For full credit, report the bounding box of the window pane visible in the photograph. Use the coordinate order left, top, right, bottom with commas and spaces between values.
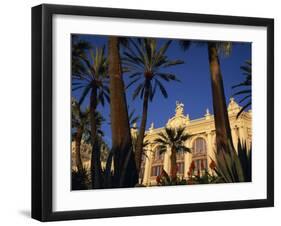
193, 138, 207, 154
177, 162, 184, 174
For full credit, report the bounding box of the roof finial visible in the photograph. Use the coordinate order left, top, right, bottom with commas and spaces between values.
149, 122, 154, 131
175, 101, 184, 116
205, 108, 211, 119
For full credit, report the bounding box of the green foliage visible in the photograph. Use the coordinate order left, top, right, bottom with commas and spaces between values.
128, 108, 140, 126
154, 126, 192, 155
72, 44, 109, 107
122, 38, 184, 101
189, 171, 220, 184
213, 139, 252, 183
156, 169, 187, 186
71, 98, 91, 140
216, 41, 232, 57
72, 35, 91, 77
71, 168, 91, 190
232, 60, 252, 118
156, 169, 220, 186
71, 98, 105, 142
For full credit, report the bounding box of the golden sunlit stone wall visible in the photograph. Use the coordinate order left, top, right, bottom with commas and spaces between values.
71, 98, 252, 187
141, 98, 252, 186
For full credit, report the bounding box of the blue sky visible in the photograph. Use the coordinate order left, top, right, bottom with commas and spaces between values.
72, 35, 251, 147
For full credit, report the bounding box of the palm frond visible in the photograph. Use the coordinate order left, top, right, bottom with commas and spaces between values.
154, 126, 191, 156
233, 89, 251, 96
122, 37, 183, 101
156, 73, 181, 82
78, 83, 92, 105
132, 82, 144, 100
155, 79, 168, 98
126, 77, 142, 89
236, 102, 251, 118
178, 146, 192, 153
232, 60, 252, 118
178, 40, 192, 51
238, 95, 251, 104
156, 40, 172, 58
72, 84, 87, 92
162, 59, 184, 68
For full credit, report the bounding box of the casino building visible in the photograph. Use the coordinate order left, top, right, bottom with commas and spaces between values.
131, 98, 252, 186
72, 98, 252, 186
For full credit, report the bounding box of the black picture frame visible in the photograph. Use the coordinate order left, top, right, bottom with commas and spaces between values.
32, 3, 274, 222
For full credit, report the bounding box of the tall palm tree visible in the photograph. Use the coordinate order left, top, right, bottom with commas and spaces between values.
107, 36, 138, 187
207, 41, 234, 154
123, 38, 184, 173
72, 98, 106, 185
71, 98, 91, 173
72, 45, 109, 189
179, 40, 234, 154
232, 60, 252, 118
154, 127, 191, 180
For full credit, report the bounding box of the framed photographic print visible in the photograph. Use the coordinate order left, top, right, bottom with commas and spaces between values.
31, 4, 274, 221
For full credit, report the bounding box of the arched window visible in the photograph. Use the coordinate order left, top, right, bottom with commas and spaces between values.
192, 137, 208, 175
176, 151, 185, 175
151, 149, 164, 177
193, 137, 207, 155
154, 149, 164, 161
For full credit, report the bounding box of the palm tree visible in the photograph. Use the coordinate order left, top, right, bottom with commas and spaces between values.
179, 40, 234, 154
71, 98, 91, 173
232, 60, 252, 118
72, 98, 106, 186
123, 38, 184, 173
72, 44, 109, 189
71, 35, 91, 77
154, 127, 191, 180
107, 36, 138, 187
207, 41, 234, 154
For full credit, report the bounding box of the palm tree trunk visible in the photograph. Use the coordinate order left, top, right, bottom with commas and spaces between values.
135, 79, 150, 173
108, 36, 138, 187
75, 126, 83, 173
170, 147, 177, 180
207, 42, 234, 153
90, 86, 102, 189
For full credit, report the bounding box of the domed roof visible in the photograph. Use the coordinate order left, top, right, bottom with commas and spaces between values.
227, 97, 241, 114
166, 101, 190, 128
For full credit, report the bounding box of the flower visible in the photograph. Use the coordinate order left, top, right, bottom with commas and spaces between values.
189, 161, 195, 172
161, 169, 169, 178
187, 179, 194, 185
209, 159, 216, 170
156, 175, 161, 184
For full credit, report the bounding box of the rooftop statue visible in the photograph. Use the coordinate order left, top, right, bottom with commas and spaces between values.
227, 97, 241, 114
175, 101, 184, 116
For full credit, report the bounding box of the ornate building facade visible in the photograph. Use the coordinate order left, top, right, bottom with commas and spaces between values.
72, 98, 252, 187
135, 98, 252, 186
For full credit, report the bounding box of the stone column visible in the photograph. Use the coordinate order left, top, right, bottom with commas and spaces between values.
184, 139, 192, 178
238, 123, 250, 149
238, 121, 247, 143
232, 126, 239, 152
163, 147, 170, 174
206, 131, 215, 170
143, 144, 153, 186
